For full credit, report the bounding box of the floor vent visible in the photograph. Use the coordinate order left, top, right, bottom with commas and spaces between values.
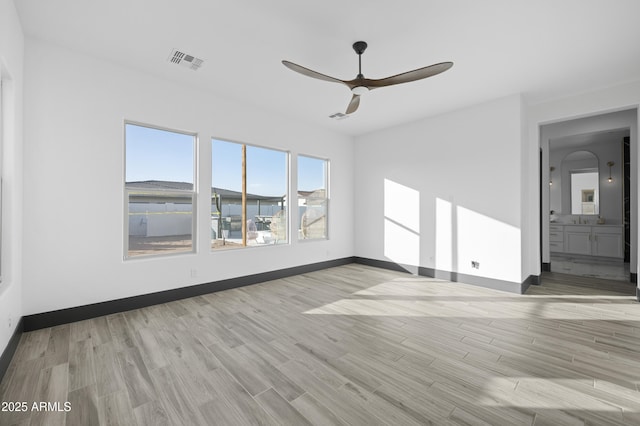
168, 49, 204, 71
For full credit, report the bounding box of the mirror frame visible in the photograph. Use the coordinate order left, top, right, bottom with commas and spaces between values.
561, 150, 600, 216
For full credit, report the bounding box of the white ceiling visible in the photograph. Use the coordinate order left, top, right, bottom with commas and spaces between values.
14, 0, 640, 136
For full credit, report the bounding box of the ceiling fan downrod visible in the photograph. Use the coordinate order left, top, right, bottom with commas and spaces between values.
353, 41, 367, 78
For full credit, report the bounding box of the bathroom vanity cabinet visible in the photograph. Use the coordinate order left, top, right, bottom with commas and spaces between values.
549, 224, 623, 259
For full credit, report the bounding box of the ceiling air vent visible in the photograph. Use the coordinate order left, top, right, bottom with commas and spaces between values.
329, 112, 349, 120
168, 49, 204, 71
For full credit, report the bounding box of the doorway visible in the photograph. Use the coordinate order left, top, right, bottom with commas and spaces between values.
540, 109, 637, 283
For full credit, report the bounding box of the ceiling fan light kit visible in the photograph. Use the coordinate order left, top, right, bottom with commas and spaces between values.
351, 86, 369, 95
282, 41, 453, 115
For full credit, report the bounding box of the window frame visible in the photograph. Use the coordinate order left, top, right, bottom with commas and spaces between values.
123, 120, 198, 260
210, 137, 290, 251
297, 154, 330, 241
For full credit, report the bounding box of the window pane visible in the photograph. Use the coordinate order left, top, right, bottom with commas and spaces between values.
298, 156, 328, 240
125, 123, 195, 258
128, 192, 193, 257
126, 123, 194, 183
212, 139, 288, 250
298, 155, 326, 192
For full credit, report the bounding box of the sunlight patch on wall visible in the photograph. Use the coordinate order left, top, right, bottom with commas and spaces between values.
435, 198, 453, 271
384, 179, 420, 232
383, 179, 420, 267
456, 205, 521, 282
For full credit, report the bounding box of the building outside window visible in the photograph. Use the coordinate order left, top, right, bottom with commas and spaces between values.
298, 155, 328, 240
125, 122, 196, 258
212, 139, 288, 250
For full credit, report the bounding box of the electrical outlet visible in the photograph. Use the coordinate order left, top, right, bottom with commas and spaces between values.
471, 261, 480, 269
8, 317, 12, 328
190, 268, 198, 278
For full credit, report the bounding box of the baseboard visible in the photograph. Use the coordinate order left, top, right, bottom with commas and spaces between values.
0, 317, 24, 384
353, 257, 420, 275
522, 274, 541, 290
431, 269, 528, 294
542, 262, 551, 272
354, 257, 532, 294
23, 257, 355, 332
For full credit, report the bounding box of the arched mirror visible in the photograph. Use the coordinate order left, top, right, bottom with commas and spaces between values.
562, 150, 599, 215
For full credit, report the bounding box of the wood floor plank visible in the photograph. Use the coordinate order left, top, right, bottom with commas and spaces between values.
12, 329, 50, 362
2, 265, 639, 425
43, 325, 70, 368
290, 392, 347, 426
30, 362, 69, 426
90, 317, 113, 347
430, 380, 536, 426
69, 319, 93, 342
97, 389, 137, 426
134, 328, 169, 371
167, 357, 218, 407
133, 400, 171, 426
68, 338, 95, 392
277, 359, 385, 426
178, 312, 224, 347
198, 367, 278, 426
207, 342, 270, 396
148, 366, 208, 426
0, 358, 44, 424
66, 384, 100, 426
0, 360, 16, 404
373, 381, 455, 423
254, 388, 312, 426
106, 314, 136, 351
93, 342, 126, 397
338, 379, 426, 426
116, 346, 155, 409
269, 339, 349, 390
234, 343, 304, 402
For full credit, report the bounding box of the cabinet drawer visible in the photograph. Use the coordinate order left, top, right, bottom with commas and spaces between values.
593, 227, 623, 236
549, 241, 564, 252
549, 231, 563, 242
549, 225, 563, 233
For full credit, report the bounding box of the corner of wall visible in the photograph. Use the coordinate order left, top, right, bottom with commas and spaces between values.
0, 0, 25, 359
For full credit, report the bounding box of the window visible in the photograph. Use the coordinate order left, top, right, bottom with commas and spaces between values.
298, 155, 328, 240
125, 123, 196, 258
212, 139, 288, 250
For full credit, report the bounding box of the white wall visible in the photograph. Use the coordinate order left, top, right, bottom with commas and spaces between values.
0, 0, 24, 354
22, 39, 354, 315
354, 95, 524, 285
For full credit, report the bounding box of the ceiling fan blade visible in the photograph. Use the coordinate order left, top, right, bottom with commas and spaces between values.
345, 94, 360, 114
282, 60, 345, 85
367, 61, 453, 89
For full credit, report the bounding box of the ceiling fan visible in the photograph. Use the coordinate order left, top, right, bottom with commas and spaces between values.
282, 41, 453, 115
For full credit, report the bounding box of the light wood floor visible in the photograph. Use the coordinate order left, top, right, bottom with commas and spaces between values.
1, 264, 639, 425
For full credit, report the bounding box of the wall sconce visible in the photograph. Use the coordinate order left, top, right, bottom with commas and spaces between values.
607, 161, 614, 182
549, 166, 555, 185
